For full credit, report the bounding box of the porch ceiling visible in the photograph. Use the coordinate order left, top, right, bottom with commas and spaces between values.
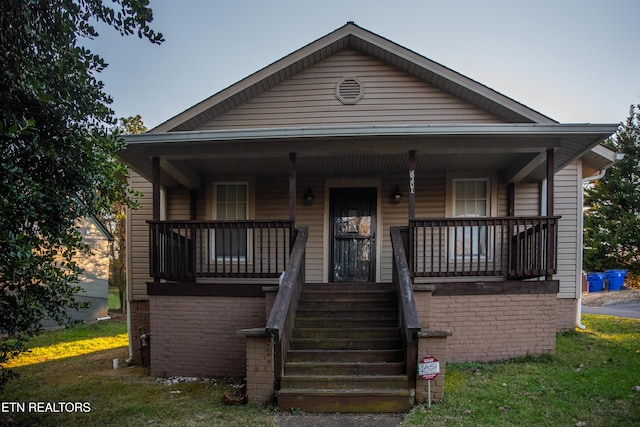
119, 124, 617, 189
161, 152, 534, 188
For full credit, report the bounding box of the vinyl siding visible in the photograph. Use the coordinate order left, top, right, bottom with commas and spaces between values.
198, 49, 504, 130
514, 182, 541, 216
127, 171, 153, 301
555, 161, 580, 299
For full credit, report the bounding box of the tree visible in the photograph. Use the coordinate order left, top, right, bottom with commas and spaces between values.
0, 1, 163, 388
584, 105, 640, 282
107, 115, 148, 314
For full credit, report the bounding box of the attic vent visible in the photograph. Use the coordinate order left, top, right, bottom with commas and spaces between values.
336, 77, 363, 104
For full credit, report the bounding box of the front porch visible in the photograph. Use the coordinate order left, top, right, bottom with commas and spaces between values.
146, 216, 559, 410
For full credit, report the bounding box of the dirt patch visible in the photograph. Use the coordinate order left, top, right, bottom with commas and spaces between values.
582, 289, 640, 306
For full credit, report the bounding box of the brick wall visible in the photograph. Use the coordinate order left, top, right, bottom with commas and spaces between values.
416, 330, 450, 403
149, 296, 265, 377
129, 300, 150, 367
243, 332, 274, 406
427, 294, 556, 362
556, 298, 577, 331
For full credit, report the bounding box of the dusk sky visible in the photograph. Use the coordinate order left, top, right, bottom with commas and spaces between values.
86, 0, 640, 130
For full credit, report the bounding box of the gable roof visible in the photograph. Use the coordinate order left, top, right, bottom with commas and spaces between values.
152, 22, 555, 133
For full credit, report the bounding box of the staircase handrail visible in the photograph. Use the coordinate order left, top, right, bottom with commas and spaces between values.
390, 226, 421, 386
266, 227, 308, 385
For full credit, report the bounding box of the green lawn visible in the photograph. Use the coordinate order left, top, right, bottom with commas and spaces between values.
1, 315, 638, 426
405, 315, 640, 426
107, 286, 121, 312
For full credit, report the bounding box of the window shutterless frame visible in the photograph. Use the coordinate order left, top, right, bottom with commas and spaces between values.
451, 178, 492, 261
212, 182, 249, 261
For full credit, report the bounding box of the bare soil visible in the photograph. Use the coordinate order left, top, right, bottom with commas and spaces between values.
582, 288, 640, 306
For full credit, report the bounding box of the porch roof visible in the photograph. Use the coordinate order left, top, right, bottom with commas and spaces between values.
119, 123, 617, 189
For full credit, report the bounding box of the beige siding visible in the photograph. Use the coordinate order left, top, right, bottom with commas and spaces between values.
166, 187, 192, 220
555, 161, 580, 299
514, 182, 541, 216
296, 178, 325, 283
127, 171, 153, 301
198, 49, 504, 131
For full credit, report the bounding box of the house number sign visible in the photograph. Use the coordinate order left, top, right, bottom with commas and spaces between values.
418, 355, 440, 380
409, 170, 415, 194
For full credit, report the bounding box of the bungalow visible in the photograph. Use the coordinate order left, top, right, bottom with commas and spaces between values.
118, 22, 618, 412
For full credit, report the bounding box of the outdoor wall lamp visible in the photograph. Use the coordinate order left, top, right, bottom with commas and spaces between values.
303, 187, 315, 206
391, 185, 402, 204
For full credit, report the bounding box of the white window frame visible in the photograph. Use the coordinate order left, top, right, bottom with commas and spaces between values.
212, 182, 250, 262
446, 174, 497, 261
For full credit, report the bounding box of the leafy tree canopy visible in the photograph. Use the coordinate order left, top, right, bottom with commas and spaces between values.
584, 105, 640, 278
0, 0, 162, 387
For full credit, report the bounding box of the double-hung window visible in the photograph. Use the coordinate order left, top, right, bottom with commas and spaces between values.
453, 178, 489, 258
214, 183, 248, 260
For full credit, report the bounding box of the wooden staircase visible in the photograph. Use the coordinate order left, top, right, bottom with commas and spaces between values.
276, 282, 412, 413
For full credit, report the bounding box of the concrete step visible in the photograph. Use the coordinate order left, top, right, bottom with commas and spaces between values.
289, 337, 402, 351
286, 349, 404, 363
280, 374, 408, 390
296, 307, 398, 319
295, 316, 398, 328
303, 282, 394, 292
284, 361, 405, 376
277, 389, 412, 413
292, 327, 401, 339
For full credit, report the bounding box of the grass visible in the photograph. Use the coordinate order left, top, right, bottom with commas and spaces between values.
405, 315, 640, 426
107, 286, 121, 312
0, 315, 638, 426
0, 320, 274, 426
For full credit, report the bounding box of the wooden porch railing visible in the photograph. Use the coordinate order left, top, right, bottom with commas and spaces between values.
390, 226, 421, 388
148, 220, 294, 281
266, 227, 308, 389
409, 216, 559, 279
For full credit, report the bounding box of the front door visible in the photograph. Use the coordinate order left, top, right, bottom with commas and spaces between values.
329, 188, 377, 282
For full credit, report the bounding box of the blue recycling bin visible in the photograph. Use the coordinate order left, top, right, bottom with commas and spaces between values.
586, 272, 606, 292
605, 270, 627, 291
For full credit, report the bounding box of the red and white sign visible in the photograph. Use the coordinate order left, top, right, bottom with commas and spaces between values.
418, 355, 440, 380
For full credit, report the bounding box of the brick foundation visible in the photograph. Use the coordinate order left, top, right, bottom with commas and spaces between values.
556, 298, 578, 331
149, 295, 265, 377
240, 329, 274, 406
420, 292, 556, 363
416, 329, 450, 404
129, 299, 150, 367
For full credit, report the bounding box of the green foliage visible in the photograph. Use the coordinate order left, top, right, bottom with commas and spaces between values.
584, 105, 640, 276
0, 0, 162, 389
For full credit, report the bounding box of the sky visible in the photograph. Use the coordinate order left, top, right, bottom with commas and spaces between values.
86, 0, 640, 130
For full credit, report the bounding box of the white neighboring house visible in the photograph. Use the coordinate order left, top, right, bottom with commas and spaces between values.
43, 215, 112, 326
74, 215, 113, 321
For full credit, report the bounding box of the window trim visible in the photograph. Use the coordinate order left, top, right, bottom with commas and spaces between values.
211, 181, 251, 262
446, 173, 498, 260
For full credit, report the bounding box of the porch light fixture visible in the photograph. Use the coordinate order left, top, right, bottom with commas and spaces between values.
303, 187, 315, 206
391, 185, 402, 204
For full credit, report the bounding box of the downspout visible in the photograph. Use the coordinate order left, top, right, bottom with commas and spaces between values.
578, 168, 608, 329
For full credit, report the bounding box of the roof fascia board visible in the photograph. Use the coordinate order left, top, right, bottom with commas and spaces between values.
127, 123, 619, 145
590, 143, 617, 162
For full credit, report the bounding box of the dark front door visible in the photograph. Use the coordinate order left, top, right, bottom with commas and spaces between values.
329, 188, 377, 282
